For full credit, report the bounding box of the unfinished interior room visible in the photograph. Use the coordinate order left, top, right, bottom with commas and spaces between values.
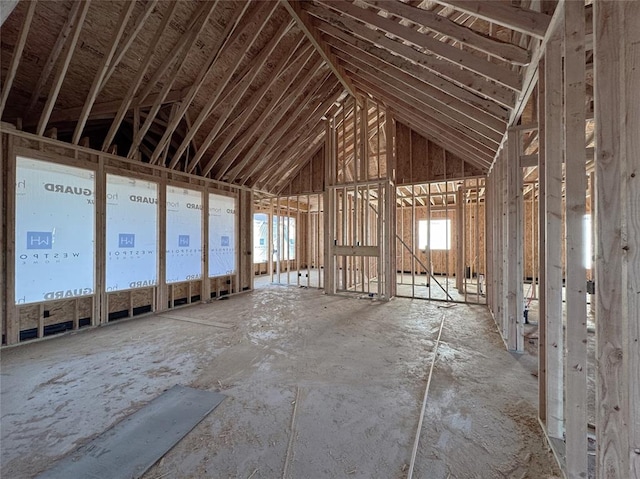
1, 0, 638, 478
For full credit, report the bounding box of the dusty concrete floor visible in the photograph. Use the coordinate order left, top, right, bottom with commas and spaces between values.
1, 286, 561, 479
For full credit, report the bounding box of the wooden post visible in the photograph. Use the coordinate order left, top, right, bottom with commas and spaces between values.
507, 129, 524, 352
202, 192, 210, 301
156, 172, 167, 312
0, 132, 4, 343
95, 156, 106, 325
589, 171, 595, 314
537, 57, 547, 423
324, 118, 336, 294
563, 1, 588, 475
5, 135, 18, 344
594, 1, 640, 476
544, 33, 564, 440
385, 109, 396, 299
501, 148, 509, 340
456, 187, 464, 292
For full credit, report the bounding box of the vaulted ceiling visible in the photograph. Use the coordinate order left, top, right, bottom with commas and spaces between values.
0, 0, 555, 192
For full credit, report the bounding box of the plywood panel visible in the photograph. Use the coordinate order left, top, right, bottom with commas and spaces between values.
43, 300, 76, 327
411, 130, 428, 182
108, 291, 130, 313
395, 122, 412, 185
430, 143, 446, 182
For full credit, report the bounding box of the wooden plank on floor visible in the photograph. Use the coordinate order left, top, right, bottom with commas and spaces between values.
157, 314, 235, 329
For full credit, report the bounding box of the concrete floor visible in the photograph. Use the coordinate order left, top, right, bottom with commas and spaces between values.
1, 285, 560, 478
255, 270, 486, 304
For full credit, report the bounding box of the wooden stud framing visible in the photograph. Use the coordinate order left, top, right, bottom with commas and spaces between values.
563, 2, 588, 475
506, 129, 524, 352
537, 56, 547, 424
543, 33, 564, 441
594, 1, 640, 476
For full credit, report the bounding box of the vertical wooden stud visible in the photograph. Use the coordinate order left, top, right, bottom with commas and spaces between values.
563, 1, 588, 474
544, 32, 565, 440
595, 1, 640, 476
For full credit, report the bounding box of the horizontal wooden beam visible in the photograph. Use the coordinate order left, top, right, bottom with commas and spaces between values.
432, 0, 552, 39
334, 48, 504, 143
305, 2, 516, 108
362, 0, 531, 65
318, 21, 509, 121
319, 0, 522, 91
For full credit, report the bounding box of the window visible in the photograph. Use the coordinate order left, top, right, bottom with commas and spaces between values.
253, 213, 268, 263
273, 216, 296, 261
106, 174, 158, 292
165, 186, 202, 283
15, 157, 95, 304
209, 193, 236, 277
583, 214, 592, 269
418, 219, 451, 251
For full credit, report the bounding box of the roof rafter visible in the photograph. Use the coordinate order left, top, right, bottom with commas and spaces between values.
361, 0, 531, 65
233, 67, 332, 184
195, 33, 306, 177
126, 0, 217, 158
304, 2, 515, 108
146, 0, 250, 165
432, 0, 552, 39
101, 1, 180, 151
269, 126, 327, 192
166, 1, 275, 169
257, 83, 343, 188
37, 0, 91, 136
183, 17, 294, 172
318, 0, 522, 91
98, 0, 159, 93
25, 0, 82, 118
361, 82, 494, 166
281, 0, 354, 97
72, 0, 137, 144
222, 58, 326, 182
212, 47, 317, 180
317, 21, 508, 121
345, 62, 501, 151
0, 0, 36, 117
332, 42, 504, 140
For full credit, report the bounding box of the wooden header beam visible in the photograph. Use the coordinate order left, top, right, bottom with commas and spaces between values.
281, 0, 354, 98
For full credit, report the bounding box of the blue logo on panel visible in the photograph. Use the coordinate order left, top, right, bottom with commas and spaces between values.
221, 236, 230, 247
179, 235, 190, 247
119, 233, 135, 248
27, 231, 52, 249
